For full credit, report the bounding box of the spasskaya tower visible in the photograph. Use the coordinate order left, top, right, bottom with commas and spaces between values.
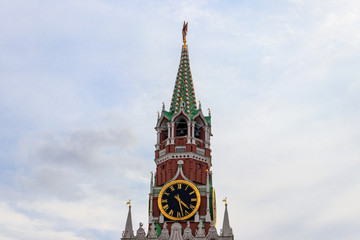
121, 22, 234, 240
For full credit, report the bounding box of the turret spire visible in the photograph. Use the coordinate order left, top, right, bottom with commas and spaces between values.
221, 199, 233, 238
169, 21, 197, 115
122, 201, 134, 239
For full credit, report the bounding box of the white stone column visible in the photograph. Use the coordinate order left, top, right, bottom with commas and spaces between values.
187, 121, 191, 144
149, 172, 154, 223
205, 170, 211, 222
170, 122, 175, 144
191, 121, 196, 144
156, 128, 161, 150
167, 122, 171, 145
204, 126, 210, 148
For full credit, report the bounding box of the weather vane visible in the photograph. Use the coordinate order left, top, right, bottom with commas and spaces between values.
182, 21, 188, 46
222, 197, 228, 206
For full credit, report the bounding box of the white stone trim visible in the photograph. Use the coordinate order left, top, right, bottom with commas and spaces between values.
155, 152, 211, 167
159, 149, 166, 157
196, 148, 205, 156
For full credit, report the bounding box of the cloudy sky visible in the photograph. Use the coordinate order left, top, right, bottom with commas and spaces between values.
1, 0, 360, 239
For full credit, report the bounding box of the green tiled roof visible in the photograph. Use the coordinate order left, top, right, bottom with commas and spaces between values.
158, 110, 211, 125
169, 45, 197, 114
155, 39, 212, 128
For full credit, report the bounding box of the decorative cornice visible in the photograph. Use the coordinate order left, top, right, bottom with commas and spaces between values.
155, 152, 211, 167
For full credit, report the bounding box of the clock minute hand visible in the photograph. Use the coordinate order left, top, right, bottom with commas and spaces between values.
174, 195, 184, 215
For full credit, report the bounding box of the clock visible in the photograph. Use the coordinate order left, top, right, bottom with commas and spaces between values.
158, 180, 201, 221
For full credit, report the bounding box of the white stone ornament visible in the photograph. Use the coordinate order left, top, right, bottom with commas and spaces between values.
195, 220, 206, 238
134, 222, 146, 240
206, 221, 219, 240
169, 222, 182, 240
158, 222, 170, 240
147, 221, 157, 239
183, 222, 195, 240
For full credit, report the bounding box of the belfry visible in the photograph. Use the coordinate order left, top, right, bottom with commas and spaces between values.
121, 22, 234, 240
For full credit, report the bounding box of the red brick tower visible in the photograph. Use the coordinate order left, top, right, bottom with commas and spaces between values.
148, 22, 216, 237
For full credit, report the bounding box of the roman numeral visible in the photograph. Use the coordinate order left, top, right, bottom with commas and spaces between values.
191, 198, 197, 202
163, 192, 169, 196
169, 210, 174, 216
177, 183, 182, 189
177, 212, 182, 218
161, 199, 167, 203
185, 185, 189, 190
190, 204, 195, 210
169, 186, 175, 191
184, 210, 189, 215
163, 205, 169, 211
189, 191, 195, 195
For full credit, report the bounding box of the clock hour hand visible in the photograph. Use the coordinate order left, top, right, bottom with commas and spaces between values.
179, 199, 189, 209
175, 195, 189, 209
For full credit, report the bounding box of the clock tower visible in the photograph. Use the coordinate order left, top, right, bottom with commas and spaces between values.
121, 22, 234, 240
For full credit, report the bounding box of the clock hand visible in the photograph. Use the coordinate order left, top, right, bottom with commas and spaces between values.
174, 195, 184, 216
180, 199, 189, 209
175, 195, 190, 209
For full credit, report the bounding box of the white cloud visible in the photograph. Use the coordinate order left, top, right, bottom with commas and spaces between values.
1, 0, 360, 239
0, 202, 85, 240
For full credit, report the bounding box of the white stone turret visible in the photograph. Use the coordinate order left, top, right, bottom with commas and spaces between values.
122, 204, 134, 239
220, 202, 233, 240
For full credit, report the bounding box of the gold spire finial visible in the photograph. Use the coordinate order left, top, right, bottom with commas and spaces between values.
182, 21, 188, 47
126, 200, 131, 208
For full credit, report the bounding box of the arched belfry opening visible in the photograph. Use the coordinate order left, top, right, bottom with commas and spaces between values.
194, 117, 205, 141
175, 117, 188, 137
160, 119, 169, 142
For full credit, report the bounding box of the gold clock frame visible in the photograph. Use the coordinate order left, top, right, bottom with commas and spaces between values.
158, 179, 201, 221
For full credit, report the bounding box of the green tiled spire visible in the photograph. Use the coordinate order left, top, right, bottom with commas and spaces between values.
169, 44, 197, 114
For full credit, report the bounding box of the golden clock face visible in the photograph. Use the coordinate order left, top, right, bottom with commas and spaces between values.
158, 180, 201, 221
